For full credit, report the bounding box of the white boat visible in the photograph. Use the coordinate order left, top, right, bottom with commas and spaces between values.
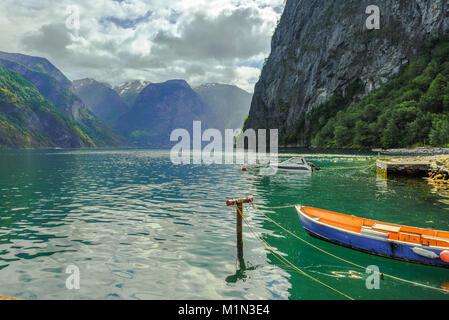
270, 157, 318, 172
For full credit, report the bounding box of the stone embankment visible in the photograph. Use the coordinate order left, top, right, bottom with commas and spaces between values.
428, 158, 449, 188
376, 153, 449, 179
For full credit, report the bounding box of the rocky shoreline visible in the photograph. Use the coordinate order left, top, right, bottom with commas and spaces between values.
372, 148, 449, 156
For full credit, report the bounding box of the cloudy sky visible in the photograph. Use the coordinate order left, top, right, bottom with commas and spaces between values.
0, 0, 284, 92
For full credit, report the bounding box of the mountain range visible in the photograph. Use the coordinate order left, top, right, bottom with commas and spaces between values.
0, 51, 252, 149
117, 79, 217, 147
0, 52, 124, 148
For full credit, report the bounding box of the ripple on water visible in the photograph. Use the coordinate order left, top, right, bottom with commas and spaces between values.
0, 150, 449, 299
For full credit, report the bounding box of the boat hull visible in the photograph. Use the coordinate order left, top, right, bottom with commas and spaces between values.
297, 207, 449, 268
270, 165, 312, 172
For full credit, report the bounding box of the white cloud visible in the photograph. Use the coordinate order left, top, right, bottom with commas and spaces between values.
0, 0, 284, 92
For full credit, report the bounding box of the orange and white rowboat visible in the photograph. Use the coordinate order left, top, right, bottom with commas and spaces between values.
296, 205, 449, 268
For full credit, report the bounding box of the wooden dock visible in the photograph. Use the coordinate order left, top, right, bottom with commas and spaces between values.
376, 159, 431, 177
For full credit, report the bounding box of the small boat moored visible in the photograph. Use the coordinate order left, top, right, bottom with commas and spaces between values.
270, 157, 320, 172
296, 205, 449, 268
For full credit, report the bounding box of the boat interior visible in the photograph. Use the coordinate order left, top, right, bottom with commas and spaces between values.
301, 206, 449, 248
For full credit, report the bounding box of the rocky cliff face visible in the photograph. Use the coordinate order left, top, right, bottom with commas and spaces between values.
245, 0, 449, 146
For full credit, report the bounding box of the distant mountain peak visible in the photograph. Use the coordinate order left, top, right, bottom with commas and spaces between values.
196, 83, 221, 88
117, 79, 217, 147
71, 78, 129, 126
113, 79, 152, 107
73, 78, 112, 89
114, 79, 151, 92
194, 83, 250, 94
160, 79, 189, 88
0, 51, 71, 88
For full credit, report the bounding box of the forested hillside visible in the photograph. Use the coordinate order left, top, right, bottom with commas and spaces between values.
303, 39, 449, 148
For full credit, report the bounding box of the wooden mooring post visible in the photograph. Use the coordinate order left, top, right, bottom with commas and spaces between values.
226, 197, 254, 260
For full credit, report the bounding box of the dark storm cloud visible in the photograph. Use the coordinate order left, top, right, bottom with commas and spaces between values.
152, 7, 269, 62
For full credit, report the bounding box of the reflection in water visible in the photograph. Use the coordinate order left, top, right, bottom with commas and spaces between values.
0, 150, 449, 299
225, 255, 258, 284
251, 155, 449, 300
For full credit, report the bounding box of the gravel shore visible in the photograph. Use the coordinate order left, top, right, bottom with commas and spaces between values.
372, 148, 449, 156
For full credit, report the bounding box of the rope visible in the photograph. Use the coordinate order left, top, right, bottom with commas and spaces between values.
235, 205, 354, 300
251, 203, 449, 295
254, 204, 298, 210
321, 164, 376, 171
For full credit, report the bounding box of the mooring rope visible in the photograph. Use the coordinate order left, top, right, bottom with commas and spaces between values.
320, 164, 376, 171
250, 203, 449, 295
235, 205, 355, 300
254, 204, 298, 210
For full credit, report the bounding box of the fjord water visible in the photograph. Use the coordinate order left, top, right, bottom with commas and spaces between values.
1, 149, 449, 300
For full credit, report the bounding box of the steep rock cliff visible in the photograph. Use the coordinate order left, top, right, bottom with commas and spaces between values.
245, 0, 449, 146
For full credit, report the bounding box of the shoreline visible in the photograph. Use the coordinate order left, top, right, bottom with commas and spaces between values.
280, 145, 449, 157
372, 147, 449, 157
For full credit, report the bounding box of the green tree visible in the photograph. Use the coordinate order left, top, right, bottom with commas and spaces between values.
381, 121, 401, 148
420, 73, 449, 113
429, 115, 449, 146
354, 120, 374, 147
334, 125, 352, 147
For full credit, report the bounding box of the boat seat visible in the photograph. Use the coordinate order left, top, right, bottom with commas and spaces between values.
422, 234, 449, 243
361, 226, 389, 238
372, 223, 401, 233
400, 231, 421, 237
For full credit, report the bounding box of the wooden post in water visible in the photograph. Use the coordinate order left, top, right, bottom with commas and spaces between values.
236, 201, 244, 259
226, 197, 254, 260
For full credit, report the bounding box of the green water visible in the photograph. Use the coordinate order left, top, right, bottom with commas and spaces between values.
1, 149, 449, 300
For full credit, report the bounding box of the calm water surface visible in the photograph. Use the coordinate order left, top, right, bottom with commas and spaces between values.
1, 149, 449, 300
